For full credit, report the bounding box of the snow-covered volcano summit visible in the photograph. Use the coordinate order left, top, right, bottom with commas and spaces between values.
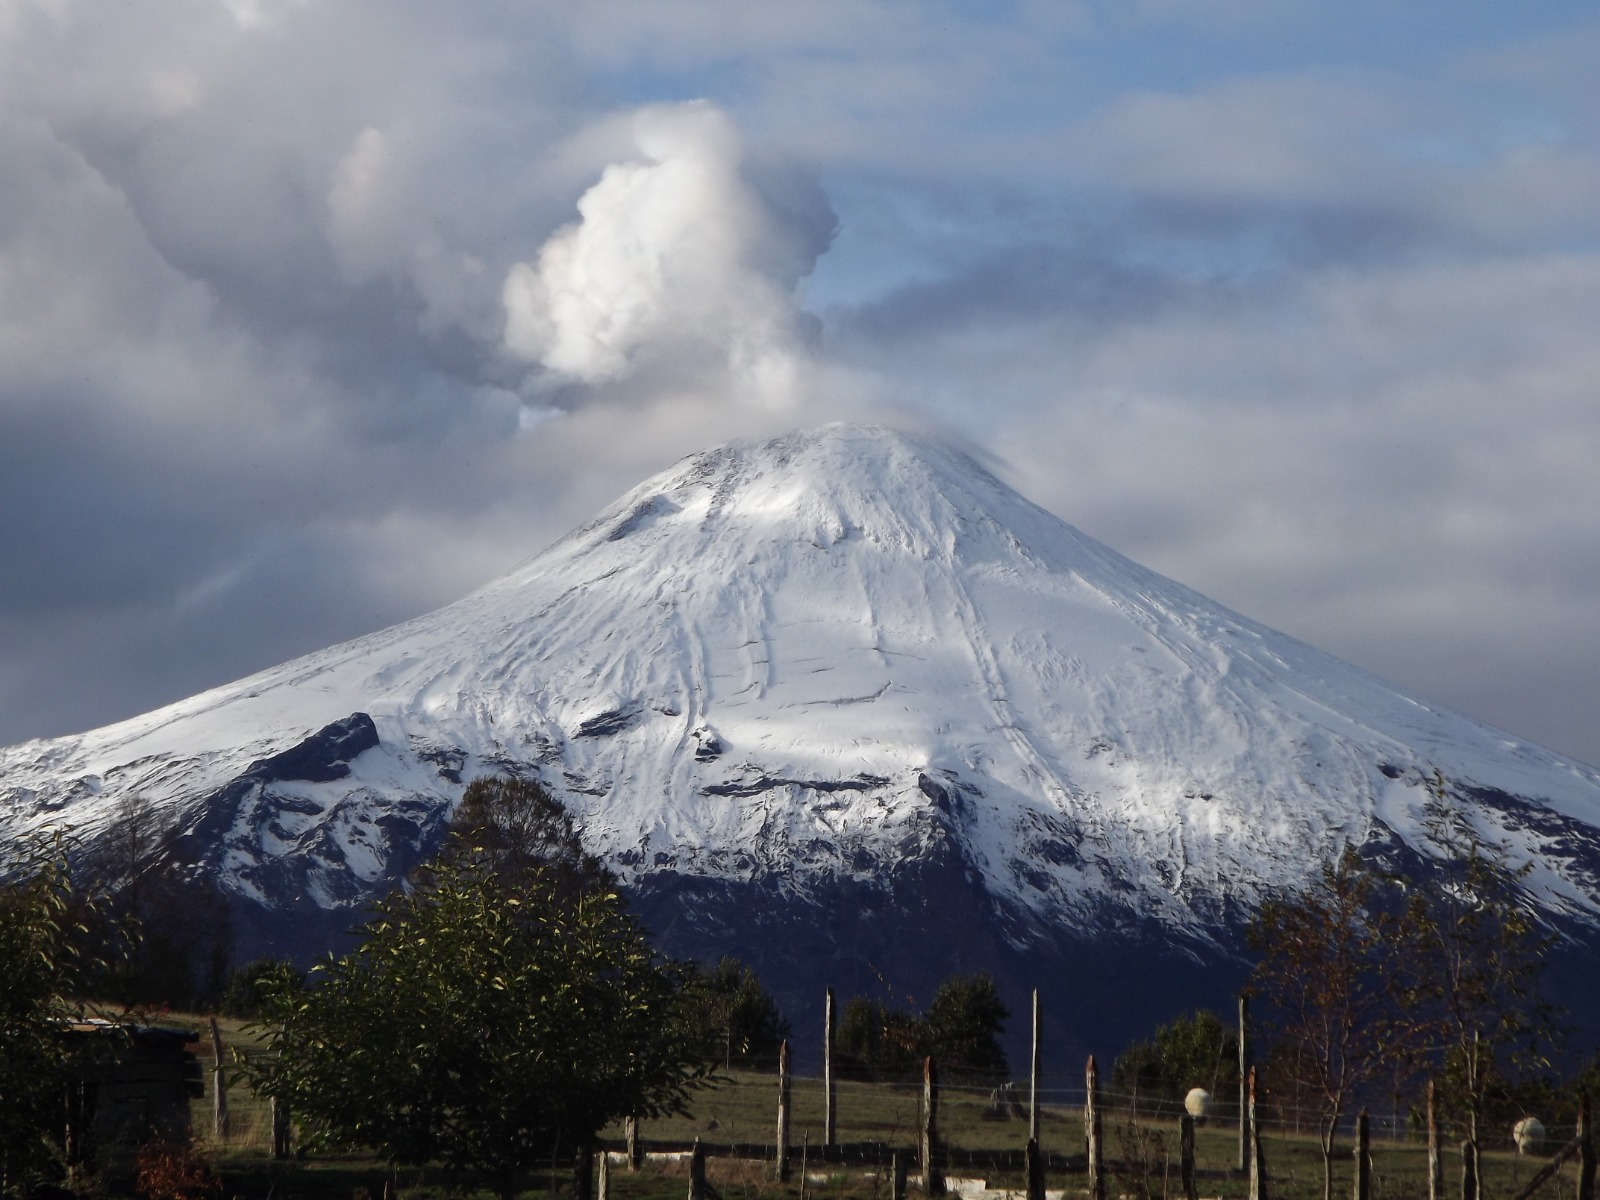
5, 424, 1600, 1038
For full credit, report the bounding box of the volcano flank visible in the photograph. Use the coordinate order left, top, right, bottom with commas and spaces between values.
6, 424, 1600, 1056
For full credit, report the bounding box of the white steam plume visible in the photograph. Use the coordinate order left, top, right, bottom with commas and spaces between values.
503, 102, 827, 404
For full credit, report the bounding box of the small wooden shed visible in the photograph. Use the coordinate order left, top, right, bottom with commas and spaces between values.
62, 1022, 204, 1161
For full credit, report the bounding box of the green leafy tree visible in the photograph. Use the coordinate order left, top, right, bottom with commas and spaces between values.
837, 996, 927, 1080
219, 958, 304, 1020
425, 775, 615, 898
251, 858, 703, 1200
0, 839, 101, 1197
838, 972, 1009, 1081
683, 957, 790, 1069
1113, 1009, 1238, 1106
925, 972, 1009, 1080
1249, 846, 1425, 1200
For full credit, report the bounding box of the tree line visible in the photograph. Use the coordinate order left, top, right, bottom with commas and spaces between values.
0, 776, 1009, 1200
5, 769, 1596, 1200
1111, 774, 1597, 1200
837, 974, 1010, 1082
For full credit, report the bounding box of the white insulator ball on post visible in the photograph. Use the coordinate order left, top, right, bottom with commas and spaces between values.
1185, 1088, 1211, 1120
1513, 1116, 1546, 1155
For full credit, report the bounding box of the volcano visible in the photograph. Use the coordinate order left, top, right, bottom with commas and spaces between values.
5, 423, 1599, 1056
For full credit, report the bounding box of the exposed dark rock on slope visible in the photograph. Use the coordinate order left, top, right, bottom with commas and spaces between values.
6, 424, 1599, 1057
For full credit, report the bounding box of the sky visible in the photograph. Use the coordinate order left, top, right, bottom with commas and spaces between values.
2, 0, 1599, 767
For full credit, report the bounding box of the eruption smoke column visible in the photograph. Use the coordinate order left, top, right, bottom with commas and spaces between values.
503, 101, 827, 403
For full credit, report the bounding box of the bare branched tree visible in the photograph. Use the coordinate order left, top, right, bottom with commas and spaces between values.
1249, 846, 1425, 1200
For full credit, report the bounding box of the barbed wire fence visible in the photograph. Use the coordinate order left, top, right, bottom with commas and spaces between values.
629, 1069, 1591, 1145
196, 999, 1599, 1200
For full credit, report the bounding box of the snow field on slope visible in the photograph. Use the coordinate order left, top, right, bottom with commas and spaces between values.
4, 424, 1600, 929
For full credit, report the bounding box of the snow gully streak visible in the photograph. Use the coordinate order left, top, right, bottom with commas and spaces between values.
4, 424, 1600, 984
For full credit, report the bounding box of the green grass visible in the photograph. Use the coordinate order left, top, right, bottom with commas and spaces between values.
176, 1046, 1590, 1200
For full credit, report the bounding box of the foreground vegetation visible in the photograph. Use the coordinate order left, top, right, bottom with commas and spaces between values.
185, 1055, 1593, 1200
5, 773, 1598, 1199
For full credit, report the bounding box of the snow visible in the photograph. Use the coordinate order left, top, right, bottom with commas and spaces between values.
4, 422, 1600, 936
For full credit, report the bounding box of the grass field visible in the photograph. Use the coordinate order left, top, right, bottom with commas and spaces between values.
165, 1020, 1587, 1200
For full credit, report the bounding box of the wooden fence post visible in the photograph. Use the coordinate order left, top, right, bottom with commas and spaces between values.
777, 1038, 792, 1182
1181, 1114, 1198, 1200
1467, 1035, 1482, 1200
825, 988, 838, 1149
269, 1096, 291, 1161
208, 1017, 229, 1142
1428, 1080, 1442, 1200
1509, 1131, 1588, 1200
1353, 1110, 1371, 1200
1580, 1092, 1596, 1200
1030, 989, 1042, 1144
1086, 1055, 1105, 1200
1026, 1137, 1045, 1200
598, 1147, 610, 1200
688, 1138, 706, 1200
625, 1115, 641, 1171
1248, 1066, 1266, 1200
922, 1055, 944, 1195
1238, 995, 1251, 1175
64, 1079, 84, 1165
1460, 1140, 1477, 1200
574, 1140, 593, 1200
892, 1148, 907, 1200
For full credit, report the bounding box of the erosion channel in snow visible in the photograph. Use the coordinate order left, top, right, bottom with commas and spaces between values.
6, 423, 1600, 1058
